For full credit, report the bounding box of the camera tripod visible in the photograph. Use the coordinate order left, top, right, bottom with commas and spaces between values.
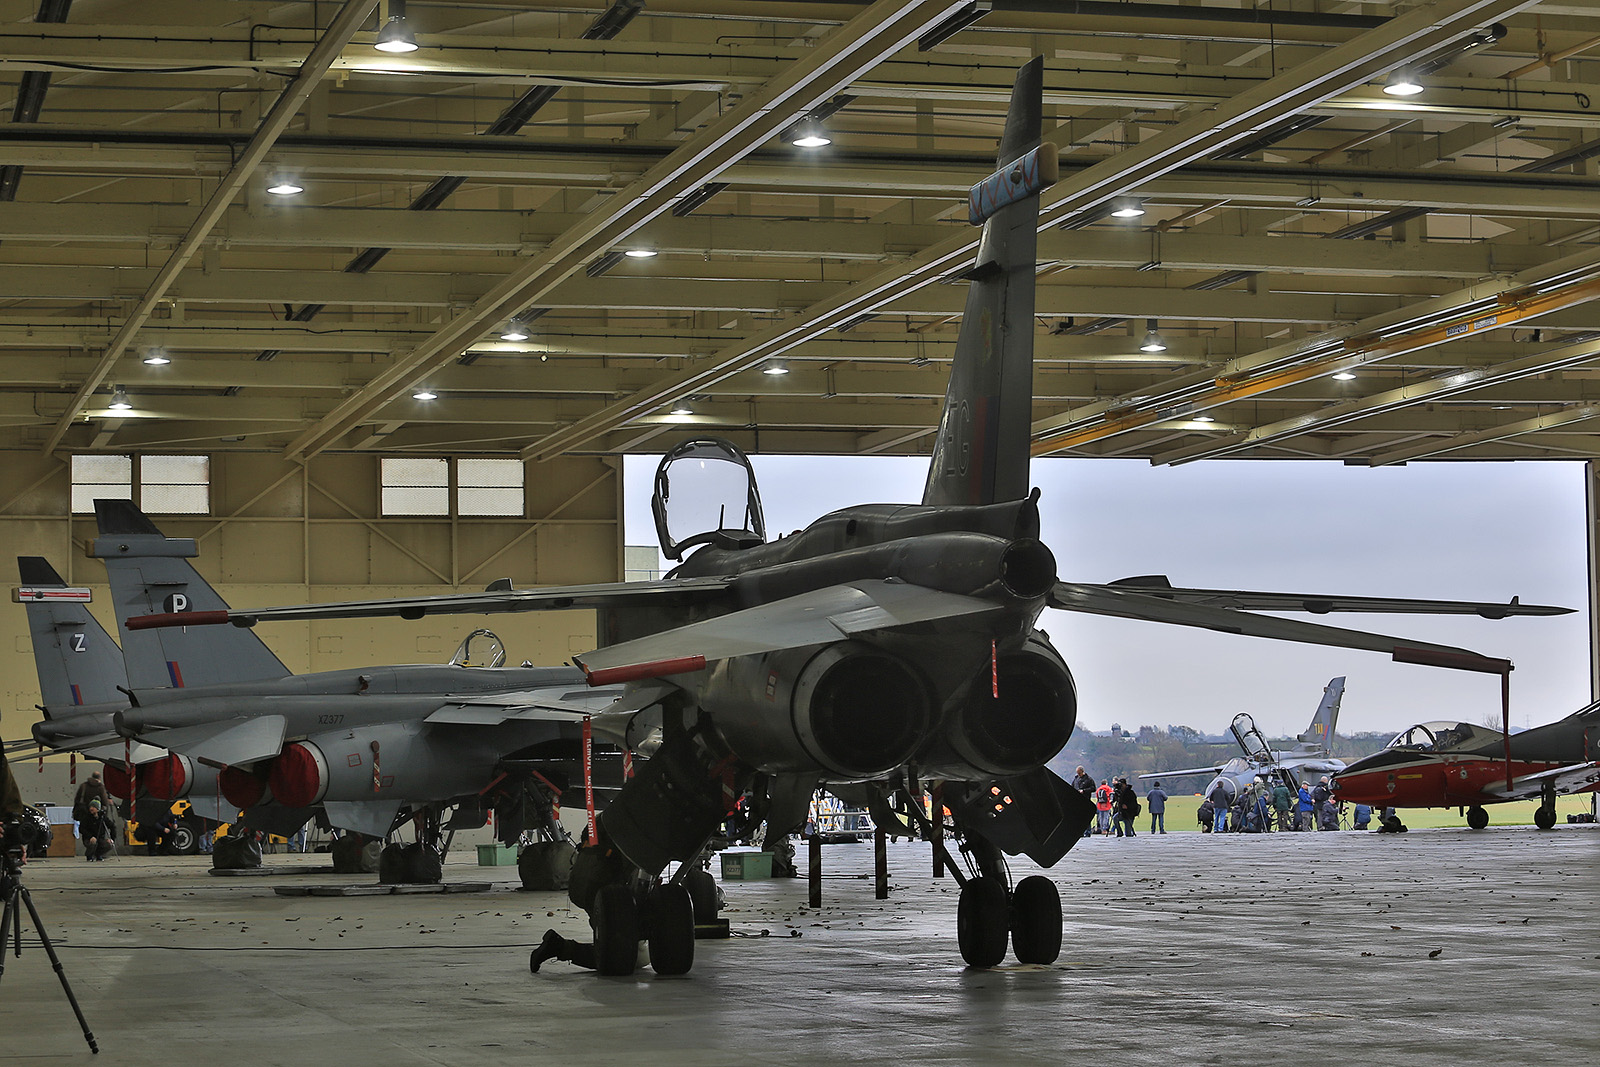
0, 851, 98, 1054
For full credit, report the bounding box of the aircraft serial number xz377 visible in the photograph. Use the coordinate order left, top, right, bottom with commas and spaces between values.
132, 59, 1569, 975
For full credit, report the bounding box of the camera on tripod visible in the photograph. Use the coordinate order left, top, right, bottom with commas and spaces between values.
2, 807, 49, 856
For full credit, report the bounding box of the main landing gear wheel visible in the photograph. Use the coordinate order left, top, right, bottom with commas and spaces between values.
1009, 875, 1062, 965
1466, 806, 1489, 830
956, 876, 1010, 968
593, 885, 641, 977
1533, 805, 1557, 830
683, 868, 719, 924
646, 884, 696, 976
170, 819, 201, 856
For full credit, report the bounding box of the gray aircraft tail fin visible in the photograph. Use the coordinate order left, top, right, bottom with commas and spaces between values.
90, 499, 291, 689
15, 556, 128, 713
1296, 676, 1345, 752
921, 56, 1054, 508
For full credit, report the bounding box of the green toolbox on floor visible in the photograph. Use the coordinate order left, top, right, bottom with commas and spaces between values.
476, 843, 518, 866
719, 849, 772, 880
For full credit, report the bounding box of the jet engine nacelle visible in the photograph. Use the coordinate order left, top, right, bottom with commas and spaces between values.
699, 640, 934, 781
920, 630, 1078, 779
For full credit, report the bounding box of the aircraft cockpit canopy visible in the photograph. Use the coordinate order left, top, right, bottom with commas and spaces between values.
1386, 720, 1500, 753
450, 628, 506, 668
652, 437, 767, 561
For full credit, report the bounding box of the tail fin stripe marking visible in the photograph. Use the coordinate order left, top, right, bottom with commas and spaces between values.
167, 661, 185, 688
70, 684, 82, 706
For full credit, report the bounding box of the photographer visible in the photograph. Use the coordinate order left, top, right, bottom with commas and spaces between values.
79, 799, 115, 861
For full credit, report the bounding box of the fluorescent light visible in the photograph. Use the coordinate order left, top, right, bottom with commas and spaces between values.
1383, 72, 1424, 97
142, 350, 171, 365
412, 390, 438, 400
1332, 371, 1357, 381
266, 177, 304, 196
623, 248, 657, 259
109, 385, 132, 410
374, 15, 418, 53
762, 362, 790, 376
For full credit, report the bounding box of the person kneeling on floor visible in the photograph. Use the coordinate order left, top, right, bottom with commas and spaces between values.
79, 799, 115, 860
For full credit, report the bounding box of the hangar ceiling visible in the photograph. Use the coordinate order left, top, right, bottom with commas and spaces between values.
8, 0, 1600, 465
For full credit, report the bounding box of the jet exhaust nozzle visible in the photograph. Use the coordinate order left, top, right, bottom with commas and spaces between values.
702, 641, 934, 780
927, 631, 1078, 779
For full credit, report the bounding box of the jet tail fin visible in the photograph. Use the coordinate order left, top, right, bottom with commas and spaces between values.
90, 499, 291, 689
15, 556, 128, 712
1297, 676, 1345, 752
922, 56, 1054, 508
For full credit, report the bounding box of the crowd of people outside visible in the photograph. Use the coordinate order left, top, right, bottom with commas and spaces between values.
1073, 765, 1378, 835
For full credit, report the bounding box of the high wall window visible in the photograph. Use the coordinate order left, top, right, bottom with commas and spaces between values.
380, 457, 526, 517
139, 454, 210, 514
457, 458, 524, 516
70, 454, 209, 514
70, 455, 133, 514
380, 458, 449, 516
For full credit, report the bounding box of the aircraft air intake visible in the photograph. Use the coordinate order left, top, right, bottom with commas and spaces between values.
267, 741, 330, 808
219, 765, 270, 809
101, 762, 133, 800
930, 631, 1077, 778
142, 752, 192, 800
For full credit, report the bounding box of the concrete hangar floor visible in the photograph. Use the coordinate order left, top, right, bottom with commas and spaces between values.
5, 830, 1595, 1066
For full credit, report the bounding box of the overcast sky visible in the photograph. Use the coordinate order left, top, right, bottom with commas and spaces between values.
625, 455, 1592, 739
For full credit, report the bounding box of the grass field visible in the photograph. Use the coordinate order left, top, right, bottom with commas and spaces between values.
1127, 792, 1596, 833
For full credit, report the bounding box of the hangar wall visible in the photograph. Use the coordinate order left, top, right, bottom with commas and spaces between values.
0, 450, 621, 755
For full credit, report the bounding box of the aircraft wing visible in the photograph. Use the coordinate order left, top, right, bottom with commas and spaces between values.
424, 684, 625, 725
123, 576, 736, 630
1487, 760, 1600, 800
577, 580, 1002, 674
125, 714, 287, 768
1049, 582, 1509, 666
1136, 765, 1223, 780
1089, 576, 1571, 618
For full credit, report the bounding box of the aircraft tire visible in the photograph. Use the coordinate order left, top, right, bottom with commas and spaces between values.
956, 876, 1009, 968
1466, 806, 1489, 830
683, 869, 719, 923
593, 885, 640, 976
1533, 805, 1557, 831
647, 884, 696, 976
1009, 875, 1062, 964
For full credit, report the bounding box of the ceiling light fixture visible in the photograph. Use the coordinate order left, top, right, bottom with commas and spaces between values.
1194, 414, 1216, 423
412, 389, 438, 401
762, 362, 790, 376
623, 248, 657, 259
1382, 71, 1424, 97
142, 349, 171, 365
266, 176, 304, 196
1111, 199, 1146, 219
1332, 371, 1357, 381
787, 120, 833, 149
669, 401, 693, 416
109, 385, 133, 410
374, 0, 419, 53
500, 323, 530, 342
1139, 319, 1167, 353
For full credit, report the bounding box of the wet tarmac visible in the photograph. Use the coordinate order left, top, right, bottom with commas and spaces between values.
3, 826, 1596, 1065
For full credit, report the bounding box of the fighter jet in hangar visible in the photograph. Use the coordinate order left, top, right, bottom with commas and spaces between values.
1139, 677, 1350, 804
26, 501, 625, 882
130, 59, 1569, 974
1331, 704, 1600, 830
